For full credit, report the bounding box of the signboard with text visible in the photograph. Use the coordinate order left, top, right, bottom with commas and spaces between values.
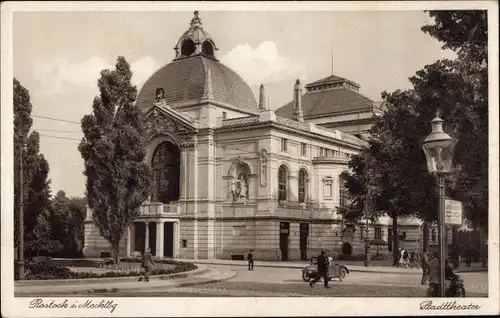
445, 199, 462, 225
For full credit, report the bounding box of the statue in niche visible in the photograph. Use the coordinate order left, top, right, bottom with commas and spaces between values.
238, 174, 247, 199
259, 149, 268, 187
230, 172, 248, 202
155, 88, 165, 102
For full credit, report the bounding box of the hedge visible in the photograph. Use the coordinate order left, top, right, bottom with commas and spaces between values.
15, 258, 197, 280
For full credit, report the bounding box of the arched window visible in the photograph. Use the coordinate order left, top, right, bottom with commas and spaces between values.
181, 39, 196, 56
202, 41, 214, 56
339, 175, 347, 208
298, 168, 308, 203
278, 165, 288, 202
152, 142, 180, 204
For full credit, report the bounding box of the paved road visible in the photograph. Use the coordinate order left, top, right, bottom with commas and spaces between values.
85, 264, 488, 297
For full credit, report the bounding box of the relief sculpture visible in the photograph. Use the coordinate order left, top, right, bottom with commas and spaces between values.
259, 149, 268, 187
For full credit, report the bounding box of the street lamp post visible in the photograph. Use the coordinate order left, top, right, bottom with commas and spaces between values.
422, 111, 457, 297
364, 217, 370, 267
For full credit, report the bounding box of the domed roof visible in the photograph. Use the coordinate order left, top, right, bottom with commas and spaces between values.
136, 55, 258, 112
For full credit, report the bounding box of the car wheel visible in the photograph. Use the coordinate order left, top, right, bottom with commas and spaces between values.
339, 268, 347, 280
302, 272, 309, 282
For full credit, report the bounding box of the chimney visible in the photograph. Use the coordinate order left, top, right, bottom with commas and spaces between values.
258, 83, 266, 111
293, 79, 304, 122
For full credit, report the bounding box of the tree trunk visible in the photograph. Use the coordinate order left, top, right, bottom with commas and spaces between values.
479, 226, 487, 268
392, 214, 399, 266
423, 221, 429, 252
111, 242, 120, 264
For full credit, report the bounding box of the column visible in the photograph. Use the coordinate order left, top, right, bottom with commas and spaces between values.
156, 221, 164, 258
173, 221, 179, 258
127, 223, 135, 256
145, 222, 150, 250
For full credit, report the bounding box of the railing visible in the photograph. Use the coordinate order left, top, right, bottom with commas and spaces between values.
138, 202, 180, 217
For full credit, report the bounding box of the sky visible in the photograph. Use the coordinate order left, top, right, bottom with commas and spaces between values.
13, 10, 457, 198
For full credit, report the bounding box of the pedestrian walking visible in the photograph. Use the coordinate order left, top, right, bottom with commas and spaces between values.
247, 249, 254, 271
427, 252, 440, 296
403, 249, 410, 268
309, 250, 330, 288
413, 248, 420, 268
465, 245, 472, 267
394, 248, 401, 267
139, 247, 155, 282
399, 248, 405, 268
420, 249, 429, 285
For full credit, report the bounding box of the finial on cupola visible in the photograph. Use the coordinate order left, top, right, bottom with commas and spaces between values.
259, 83, 266, 111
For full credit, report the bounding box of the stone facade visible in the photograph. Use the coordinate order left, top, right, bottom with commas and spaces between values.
83, 11, 425, 261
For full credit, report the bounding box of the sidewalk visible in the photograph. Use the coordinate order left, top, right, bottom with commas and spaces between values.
14, 265, 236, 296
178, 259, 487, 274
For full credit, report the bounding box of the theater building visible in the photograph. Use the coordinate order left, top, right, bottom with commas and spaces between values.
83, 11, 423, 261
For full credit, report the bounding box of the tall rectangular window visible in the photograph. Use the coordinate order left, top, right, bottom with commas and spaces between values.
323, 183, 333, 199
360, 226, 365, 240
301, 143, 307, 156
281, 138, 288, 152
375, 227, 382, 240
339, 176, 347, 208
222, 111, 227, 119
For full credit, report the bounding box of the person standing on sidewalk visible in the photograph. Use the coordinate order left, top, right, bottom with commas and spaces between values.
139, 247, 155, 282
420, 249, 429, 285
309, 251, 330, 288
247, 249, 254, 271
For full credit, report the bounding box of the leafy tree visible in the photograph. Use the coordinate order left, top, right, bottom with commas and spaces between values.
49, 190, 87, 257
340, 10, 488, 262
79, 57, 152, 264
14, 78, 58, 258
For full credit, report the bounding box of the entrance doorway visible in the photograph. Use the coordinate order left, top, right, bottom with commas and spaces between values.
300, 223, 309, 261
280, 222, 290, 261
163, 222, 174, 257
134, 222, 145, 253
342, 242, 353, 256
148, 223, 156, 256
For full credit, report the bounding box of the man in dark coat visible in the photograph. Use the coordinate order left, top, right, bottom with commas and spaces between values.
420, 249, 429, 285
247, 249, 254, 271
139, 247, 155, 282
428, 253, 457, 296
309, 251, 330, 288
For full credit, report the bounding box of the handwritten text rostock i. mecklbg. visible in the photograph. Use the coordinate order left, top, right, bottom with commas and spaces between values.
29, 298, 118, 313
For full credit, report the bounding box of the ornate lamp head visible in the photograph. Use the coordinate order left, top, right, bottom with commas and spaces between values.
422, 111, 457, 173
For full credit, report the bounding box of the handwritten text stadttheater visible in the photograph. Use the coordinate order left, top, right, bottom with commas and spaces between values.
29, 298, 118, 313
420, 300, 481, 310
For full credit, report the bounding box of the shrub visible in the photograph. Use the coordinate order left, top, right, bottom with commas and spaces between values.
15, 258, 197, 280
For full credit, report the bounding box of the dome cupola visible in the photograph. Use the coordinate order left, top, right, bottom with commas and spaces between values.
174, 11, 218, 60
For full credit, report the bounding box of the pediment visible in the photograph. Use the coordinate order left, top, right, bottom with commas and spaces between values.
144, 103, 198, 138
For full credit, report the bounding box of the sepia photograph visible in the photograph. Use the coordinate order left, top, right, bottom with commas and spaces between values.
1, 1, 498, 317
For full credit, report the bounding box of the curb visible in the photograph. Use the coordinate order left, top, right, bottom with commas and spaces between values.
188, 261, 424, 275
83, 271, 238, 294
14, 266, 208, 287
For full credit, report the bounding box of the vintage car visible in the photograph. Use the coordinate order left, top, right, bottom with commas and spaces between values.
301, 256, 349, 282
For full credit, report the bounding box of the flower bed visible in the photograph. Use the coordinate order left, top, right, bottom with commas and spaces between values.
15, 258, 197, 280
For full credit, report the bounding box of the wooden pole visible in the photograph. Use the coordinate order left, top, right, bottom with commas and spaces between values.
18, 140, 25, 279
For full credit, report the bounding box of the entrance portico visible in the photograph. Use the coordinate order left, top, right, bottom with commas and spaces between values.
127, 217, 180, 258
